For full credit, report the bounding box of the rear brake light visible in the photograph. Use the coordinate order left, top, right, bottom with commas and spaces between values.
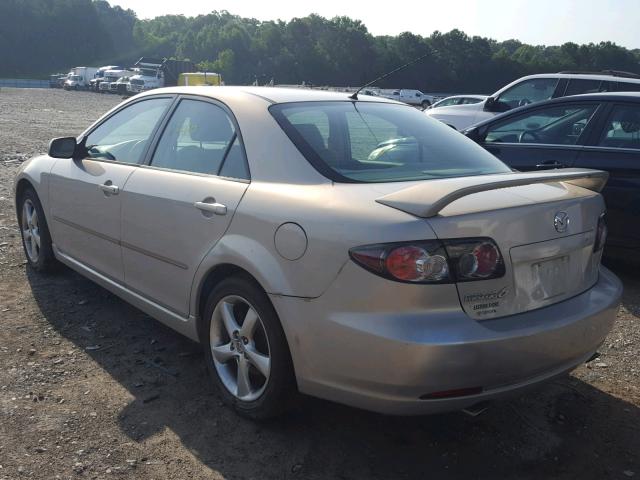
444, 239, 505, 282
349, 238, 504, 284
594, 213, 607, 252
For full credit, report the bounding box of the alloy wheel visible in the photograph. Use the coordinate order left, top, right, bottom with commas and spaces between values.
21, 199, 40, 263
210, 295, 271, 401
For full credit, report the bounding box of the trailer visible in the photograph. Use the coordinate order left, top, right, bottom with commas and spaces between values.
127, 58, 197, 94
177, 72, 223, 86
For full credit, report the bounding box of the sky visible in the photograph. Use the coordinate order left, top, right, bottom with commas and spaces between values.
109, 0, 639, 49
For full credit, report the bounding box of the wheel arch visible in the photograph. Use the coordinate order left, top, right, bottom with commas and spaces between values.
195, 263, 256, 339
14, 178, 34, 210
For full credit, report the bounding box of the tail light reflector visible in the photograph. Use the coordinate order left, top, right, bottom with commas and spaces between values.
594, 213, 607, 252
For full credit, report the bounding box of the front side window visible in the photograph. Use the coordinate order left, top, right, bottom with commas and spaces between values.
598, 104, 640, 149
84, 97, 172, 163
271, 101, 511, 183
497, 78, 558, 110
151, 99, 247, 178
485, 104, 598, 145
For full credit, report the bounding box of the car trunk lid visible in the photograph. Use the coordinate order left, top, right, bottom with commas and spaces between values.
376, 170, 607, 319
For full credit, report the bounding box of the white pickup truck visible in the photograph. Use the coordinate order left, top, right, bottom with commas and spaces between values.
379, 89, 436, 108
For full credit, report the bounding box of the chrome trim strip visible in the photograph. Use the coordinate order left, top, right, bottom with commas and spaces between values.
52, 215, 119, 244
581, 145, 640, 154
52, 215, 188, 270
121, 240, 188, 270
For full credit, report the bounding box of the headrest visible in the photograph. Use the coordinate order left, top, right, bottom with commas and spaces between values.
295, 123, 326, 151
618, 109, 640, 133
190, 115, 235, 142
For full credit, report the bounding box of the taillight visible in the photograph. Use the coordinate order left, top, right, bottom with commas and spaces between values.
594, 213, 607, 252
349, 238, 504, 284
444, 239, 505, 282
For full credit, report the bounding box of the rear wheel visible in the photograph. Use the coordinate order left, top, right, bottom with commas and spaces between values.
18, 188, 57, 272
202, 274, 296, 419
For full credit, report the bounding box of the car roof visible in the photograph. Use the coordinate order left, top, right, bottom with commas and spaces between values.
516, 72, 640, 83
140, 85, 402, 105
439, 94, 487, 100
469, 91, 640, 130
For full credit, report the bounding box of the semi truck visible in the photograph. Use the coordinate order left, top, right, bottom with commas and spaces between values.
64, 67, 98, 90
98, 69, 133, 93
127, 57, 197, 94
109, 76, 133, 95
90, 66, 123, 92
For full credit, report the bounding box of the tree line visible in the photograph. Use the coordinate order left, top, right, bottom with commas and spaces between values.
1, 0, 639, 93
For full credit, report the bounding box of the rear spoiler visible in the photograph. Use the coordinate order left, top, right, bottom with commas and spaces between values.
376, 168, 609, 218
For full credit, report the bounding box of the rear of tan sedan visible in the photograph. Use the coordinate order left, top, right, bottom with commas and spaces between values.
270, 178, 621, 414
259, 97, 622, 415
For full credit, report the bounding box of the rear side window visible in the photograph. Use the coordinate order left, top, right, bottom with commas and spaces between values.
598, 104, 640, 149
151, 99, 249, 179
564, 79, 603, 96
616, 81, 640, 92
270, 101, 511, 183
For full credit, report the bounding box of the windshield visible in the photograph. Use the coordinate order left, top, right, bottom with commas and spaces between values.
270, 101, 511, 182
69, 75, 81, 81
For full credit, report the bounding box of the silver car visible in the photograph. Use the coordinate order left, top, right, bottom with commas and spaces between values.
14, 87, 622, 419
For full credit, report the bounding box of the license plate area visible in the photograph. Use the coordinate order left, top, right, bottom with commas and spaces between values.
531, 256, 569, 301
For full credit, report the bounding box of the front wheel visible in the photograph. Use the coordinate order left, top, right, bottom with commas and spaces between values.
202, 274, 296, 419
421, 100, 431, 109
18, 188, 57, 272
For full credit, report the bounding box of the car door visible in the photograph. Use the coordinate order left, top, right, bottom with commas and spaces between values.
574, 102, 640, 253
49, 96, 174, 281
478, 101, 602, 171
121, 96, 250, 316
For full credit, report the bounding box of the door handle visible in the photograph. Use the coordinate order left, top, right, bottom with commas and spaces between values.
194, 201, 227, 216
536, 162, 565, 169
99, 183, 119, 195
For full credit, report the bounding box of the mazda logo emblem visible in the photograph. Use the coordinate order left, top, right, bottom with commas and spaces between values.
554, 211, 569, 233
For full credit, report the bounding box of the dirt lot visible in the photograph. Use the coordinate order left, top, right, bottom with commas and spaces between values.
0, 87, 638, 480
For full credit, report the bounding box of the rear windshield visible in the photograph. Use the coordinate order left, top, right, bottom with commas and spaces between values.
270, 101, 511, 182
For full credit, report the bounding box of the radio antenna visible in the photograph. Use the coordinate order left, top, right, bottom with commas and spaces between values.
350, 51, 431, 100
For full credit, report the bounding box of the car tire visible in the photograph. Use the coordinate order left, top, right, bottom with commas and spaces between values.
18, 188, 57, 273
421, 100, 431, 109
202, 274, 297, 419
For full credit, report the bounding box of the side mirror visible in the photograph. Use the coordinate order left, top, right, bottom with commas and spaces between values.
464, 126, 487, 143
464, 127, 479, 141
484, 97, 496, 112
48, 137, 77, 159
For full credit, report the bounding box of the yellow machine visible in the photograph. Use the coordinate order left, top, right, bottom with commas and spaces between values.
177, 72, 223, 86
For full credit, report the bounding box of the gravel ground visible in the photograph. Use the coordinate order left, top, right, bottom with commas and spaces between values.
0, 88, 638, 480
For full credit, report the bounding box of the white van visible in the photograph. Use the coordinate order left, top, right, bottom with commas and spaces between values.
426, 71, 640, 130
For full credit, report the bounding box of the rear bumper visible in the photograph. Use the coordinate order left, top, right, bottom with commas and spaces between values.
271, 265, 622, 415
